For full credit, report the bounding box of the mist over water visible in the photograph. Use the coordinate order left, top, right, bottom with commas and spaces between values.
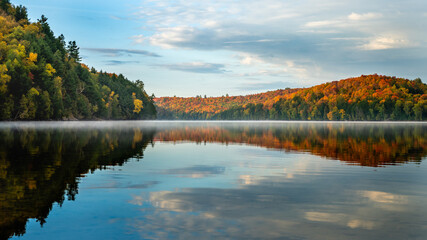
1, 121, 426, 239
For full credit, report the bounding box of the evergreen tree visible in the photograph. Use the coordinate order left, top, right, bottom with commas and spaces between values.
14, 5, 28, 22
67, 41, 81, 62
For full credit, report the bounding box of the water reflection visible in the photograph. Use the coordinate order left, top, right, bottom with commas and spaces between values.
0, 124, 155, 239
153, 122, 426, 167
131, 171, 424, 239
0, 121, 426, 239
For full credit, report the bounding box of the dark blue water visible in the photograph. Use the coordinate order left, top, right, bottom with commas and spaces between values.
1, 121, 426, 239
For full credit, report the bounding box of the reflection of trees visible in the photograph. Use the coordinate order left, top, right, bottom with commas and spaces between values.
154, 124, 426, 167
0, 123, 425, 239
0, 128, 155, 239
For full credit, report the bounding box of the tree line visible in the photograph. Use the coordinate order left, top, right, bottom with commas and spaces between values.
156, 75, 426, 121
0, 0, 156, 120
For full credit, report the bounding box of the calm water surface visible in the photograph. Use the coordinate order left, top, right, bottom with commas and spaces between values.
0, 121, 426, 239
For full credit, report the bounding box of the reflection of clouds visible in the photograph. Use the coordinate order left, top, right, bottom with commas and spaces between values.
161, 165, 225, 178
129, 195, 144, 206
86, 180, 159, 189
131, 211, 297, 240
124, 172, 426, 240
359, 191, 408, 204
150, 191, 192, 213
305, 212, 347, 223
347, 220, 375, 230
305, 212, 375, 230
283, 168, 294, 179
239, 175, 258, 185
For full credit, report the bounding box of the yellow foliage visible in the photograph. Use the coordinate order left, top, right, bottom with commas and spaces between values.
132, 92, 144, 114
27, 87, 39, 97
133, 99, 143, 113
45, 63, 56, 76
0, 64, 10, 94
27, 52, 37, 62
24, 24, 39, 35
17, 44, 26, 57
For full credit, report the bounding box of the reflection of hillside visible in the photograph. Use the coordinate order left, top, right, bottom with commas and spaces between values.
154, 124, 426, 167
0, 128, 154, 239
1, 123, 425, 239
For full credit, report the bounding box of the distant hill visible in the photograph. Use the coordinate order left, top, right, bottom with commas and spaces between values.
0, 1, 156, 120
155, 75, 426, 120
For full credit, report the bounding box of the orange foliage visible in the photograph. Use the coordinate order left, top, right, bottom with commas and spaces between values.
155, 88, 298, 115
155, 74, 426, 119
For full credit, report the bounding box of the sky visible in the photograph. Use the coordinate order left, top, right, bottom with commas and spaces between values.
13, 0, 427, 97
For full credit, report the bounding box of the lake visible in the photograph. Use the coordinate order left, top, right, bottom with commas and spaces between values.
0, 121, 426, 239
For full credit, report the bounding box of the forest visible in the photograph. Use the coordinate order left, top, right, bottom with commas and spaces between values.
1, 1, 425, 121
156, 75, 426, 121
0, 1, 156, 120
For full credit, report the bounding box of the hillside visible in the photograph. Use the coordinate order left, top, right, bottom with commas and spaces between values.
0, 1, 156, 120
155, 74, 426, 120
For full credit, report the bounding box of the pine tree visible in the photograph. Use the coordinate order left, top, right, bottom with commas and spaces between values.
67, 41, 81, 62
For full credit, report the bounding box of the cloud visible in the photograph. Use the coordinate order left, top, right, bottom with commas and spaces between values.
305, 20, 340, 28
132, 0, 427, 89
225, 39, 289, 44
104, 60, 140, 65
236, 53, 264, 65
83, 48, 161, 57
236, 81, 291, 91
361, 36, 413, 50
348, 12, 382, 21
157, 62, 227, 74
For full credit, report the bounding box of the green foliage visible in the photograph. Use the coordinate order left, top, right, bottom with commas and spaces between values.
66, 40, 80, 62
0, 3, 156, 120
14, 5, 27, 22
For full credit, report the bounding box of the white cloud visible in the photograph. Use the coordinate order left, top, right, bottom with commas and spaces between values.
236, 53, 264, 65
131, 0, 427, 92
149, 26, 197, 49
361, 36, 412, 50
131, 34, 145, 44
305, 20, 340, 28
348, 12, 382, 21
156, 62, 227, 74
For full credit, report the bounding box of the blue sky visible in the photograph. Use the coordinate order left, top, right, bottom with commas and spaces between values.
13, 0, 427, 97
